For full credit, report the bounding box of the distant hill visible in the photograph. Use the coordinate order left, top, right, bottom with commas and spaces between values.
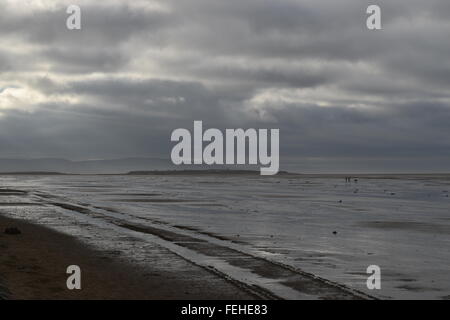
0, 158, 290, 175
0, 158, 172, 174
0, 171, 66, 175
128, 169, 291, 176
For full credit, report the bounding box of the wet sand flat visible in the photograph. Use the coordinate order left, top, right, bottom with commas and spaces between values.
0, 215, 256, 300
0, 174, 449, 299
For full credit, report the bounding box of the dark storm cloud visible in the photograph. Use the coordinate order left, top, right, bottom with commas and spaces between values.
41, 48, 129, 73
0, 2, 173, 73
0, 4, 172, 45
1, 0, 450, 172
38, 77, 254, 128
265, 101, 450, 158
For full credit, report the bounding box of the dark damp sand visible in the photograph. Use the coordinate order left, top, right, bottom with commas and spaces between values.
0, 215, 256, 300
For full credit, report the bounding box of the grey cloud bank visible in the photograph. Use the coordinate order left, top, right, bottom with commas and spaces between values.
0, 0, 450, 173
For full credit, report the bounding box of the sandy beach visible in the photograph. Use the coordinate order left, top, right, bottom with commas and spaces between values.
0, 215, 257, 300
0, 174, 449, 300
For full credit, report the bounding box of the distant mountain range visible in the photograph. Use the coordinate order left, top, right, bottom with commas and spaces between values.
0, 158, 173, 174
0, 158, 271, 174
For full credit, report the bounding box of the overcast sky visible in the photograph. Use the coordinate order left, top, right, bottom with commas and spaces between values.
1, 0, 450, 172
